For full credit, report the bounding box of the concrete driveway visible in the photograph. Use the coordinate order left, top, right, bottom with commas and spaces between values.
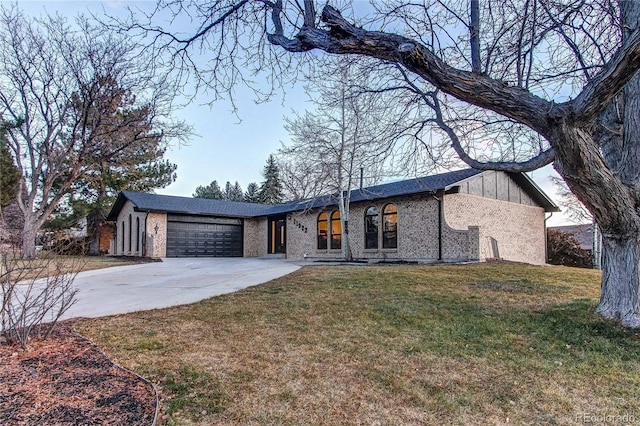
62, 258, 300, 319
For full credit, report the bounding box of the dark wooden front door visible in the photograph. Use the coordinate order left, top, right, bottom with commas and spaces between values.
268, 216, 286, 254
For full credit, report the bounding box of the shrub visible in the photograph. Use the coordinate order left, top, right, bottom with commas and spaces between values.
547, 228, 593, 268
1, 245, 80, 349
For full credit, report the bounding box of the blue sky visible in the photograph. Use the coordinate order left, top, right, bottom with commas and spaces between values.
16, 1, 573, 226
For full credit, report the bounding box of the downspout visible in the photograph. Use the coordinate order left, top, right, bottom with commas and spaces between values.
544, 212, 553, 264
432, 192, 443, 262
143, 212, 149, 257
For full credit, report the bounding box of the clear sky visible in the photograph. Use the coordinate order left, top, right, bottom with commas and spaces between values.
16, 0, 575, 226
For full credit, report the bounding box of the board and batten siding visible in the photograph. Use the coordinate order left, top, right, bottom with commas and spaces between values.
458, 170, 535, 206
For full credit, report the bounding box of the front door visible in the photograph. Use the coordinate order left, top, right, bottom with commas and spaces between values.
268, 216, 286, 254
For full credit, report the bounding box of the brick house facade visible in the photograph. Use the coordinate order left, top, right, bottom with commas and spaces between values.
107, 169, 558, 265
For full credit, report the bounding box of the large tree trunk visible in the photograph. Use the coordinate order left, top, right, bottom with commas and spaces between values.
552, 78, 640, 327
87, 209, 103, 256
21, 216, 38, 259
597, 234, 640, 327
590, 5, 640, 326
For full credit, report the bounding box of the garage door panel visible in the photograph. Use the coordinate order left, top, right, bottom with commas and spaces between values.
166, 217, 243, 257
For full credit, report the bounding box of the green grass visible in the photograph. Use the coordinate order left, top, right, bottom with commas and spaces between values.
0, 253, 148, 282
75, 263, 640, 425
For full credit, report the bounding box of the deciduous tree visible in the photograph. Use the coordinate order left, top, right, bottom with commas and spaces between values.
280, 58, 405, 260
0, 7, 186, 257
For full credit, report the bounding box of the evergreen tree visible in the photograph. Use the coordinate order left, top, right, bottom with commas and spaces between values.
243, 182, 260, 203
229, 181, 244, 201
223, 181, 244, 201
0, 123, 21, 209
193, 180, 223, 199
258, 155, 283, 204
46, 79, 180, 254
223, 181, 233, 200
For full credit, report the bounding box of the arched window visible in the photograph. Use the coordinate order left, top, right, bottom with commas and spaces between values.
365, 206, 379, 249
128, 214, 132, 252
317, 212, 328, 249
330, 210, 342, 250
382, 204, 398, 249
135, 217, 140, 252
121, 221, 125, 252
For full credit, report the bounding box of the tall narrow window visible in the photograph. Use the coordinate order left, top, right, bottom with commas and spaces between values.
365, 206, 379, 249
330, 210, 342, 250
135, 217, 140, 252
128, 214, 132, 252
317, 212, 328, 249
382, 204, 398, 249
121, 221, 125, 252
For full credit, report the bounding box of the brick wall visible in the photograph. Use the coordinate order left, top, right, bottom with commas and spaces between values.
244, 217, 267, 257
443, 193, 546, 264
285, 195, 479, 262
145, 212, 167, 258
99, 223, 114, 254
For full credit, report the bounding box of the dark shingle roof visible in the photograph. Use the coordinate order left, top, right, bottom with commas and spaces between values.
107, 168, 558, 220
260, 168, 484, 215
107, 191, 272, 220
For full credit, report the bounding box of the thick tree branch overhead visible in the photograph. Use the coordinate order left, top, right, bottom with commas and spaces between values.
573, 29, 640, 123
275, 5, 559, 139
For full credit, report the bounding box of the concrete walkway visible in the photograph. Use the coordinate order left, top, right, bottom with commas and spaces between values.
62, 258, 300, 319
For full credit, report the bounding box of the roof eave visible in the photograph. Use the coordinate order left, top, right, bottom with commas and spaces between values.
106, 193, 128, 221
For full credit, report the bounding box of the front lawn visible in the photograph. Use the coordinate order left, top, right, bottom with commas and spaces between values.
0, 254, 151, 282
76, 263, 640, 425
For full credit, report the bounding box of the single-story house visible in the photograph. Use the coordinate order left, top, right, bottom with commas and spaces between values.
106, 168, 559, 264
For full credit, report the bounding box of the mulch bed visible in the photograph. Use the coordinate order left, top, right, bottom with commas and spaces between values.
0, 323, 158, 425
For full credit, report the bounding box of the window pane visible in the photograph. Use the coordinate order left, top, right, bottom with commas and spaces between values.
383, 204, 397, 214
317, 213, 328, 250
136, 217, 140, 251
365, 206, 379, 249
383, 204, 398, 249
331, 211, 341, 250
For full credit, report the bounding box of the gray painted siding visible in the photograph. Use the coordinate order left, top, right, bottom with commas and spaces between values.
459, 171, 537, 208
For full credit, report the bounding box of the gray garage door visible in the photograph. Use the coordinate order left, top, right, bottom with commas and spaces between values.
166, 215, 243, 257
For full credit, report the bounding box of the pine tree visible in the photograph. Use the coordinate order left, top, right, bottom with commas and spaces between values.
258, 155, 283, 204
223, 181, 233, 200
244, 182, 260, 203
193, 180, 223, 199
49, 80, 179, 254
230, 181, 244, 201
0, 122, 21, 209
